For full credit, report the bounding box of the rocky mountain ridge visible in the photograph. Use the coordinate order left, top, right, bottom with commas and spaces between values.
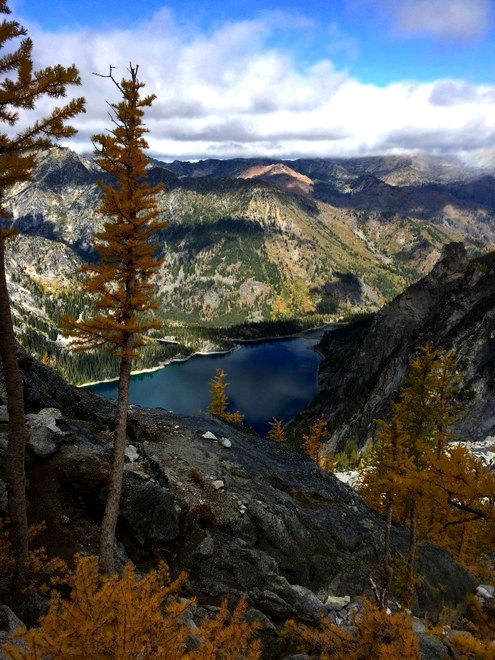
160, 153, 495, 242
294, 243, 495, 453
159, 153, 489, 187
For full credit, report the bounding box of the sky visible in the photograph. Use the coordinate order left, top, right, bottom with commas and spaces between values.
9, 0, 495, 161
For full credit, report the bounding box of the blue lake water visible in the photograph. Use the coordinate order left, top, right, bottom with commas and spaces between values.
88, 328, 327, 435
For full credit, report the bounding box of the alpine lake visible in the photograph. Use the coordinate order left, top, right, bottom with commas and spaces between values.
88, 327, 328, 435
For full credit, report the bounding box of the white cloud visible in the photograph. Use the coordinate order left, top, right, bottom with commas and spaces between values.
391, 0, 492, 41
17, 8, 495, 160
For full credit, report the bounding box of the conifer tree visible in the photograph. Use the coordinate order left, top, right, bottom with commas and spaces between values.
267, 418, 286, 443
360, 344, 495, 604
0, 0, 84, 590
4, 555, 262, 658
362, 415, 414, 606
61, 65, 164, 574
208, 369, 229, 417
301, 416, 329, 464
207, 369, 243, 424
284, 599, 420, 659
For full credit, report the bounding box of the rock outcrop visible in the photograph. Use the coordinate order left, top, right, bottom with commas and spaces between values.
0, 351, 476, 632
294, 243, 495, 453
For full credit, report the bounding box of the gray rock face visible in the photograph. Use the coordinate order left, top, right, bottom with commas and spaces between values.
25, 409, 65, 458
36, 408, 63, 423
125, 445, 139, 462
0, 352, 477, 629
289, 585, 326, 618
295, 244, 495, 451
119, 472, 183, 545
476, 584, 495, 601
26, 425, 58, 458
325, 595, 351, 611
0, 604, 25, 649
417, 633, 448, 659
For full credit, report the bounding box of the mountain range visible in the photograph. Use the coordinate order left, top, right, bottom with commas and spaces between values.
3, 146, 495, 381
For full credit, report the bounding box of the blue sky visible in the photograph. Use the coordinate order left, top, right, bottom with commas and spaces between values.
14, 0, 495, 160
18, 0, 495, 84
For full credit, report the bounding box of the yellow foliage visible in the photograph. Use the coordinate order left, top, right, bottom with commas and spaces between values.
448, 632, 495, 659
267, 418, 286, 443
221, 411, 245, 425
40, 352, 52, 366
188, 598, 261, 659
463, 595, 495, 647
359, 344, 495, 594
301, 416, 329, 463
427, 596, 495, 659
3, 555, 261, 660
284, 599, 420, 659
270, 278, 314, 319
207, 369, 244, 425
61, 65, 165, 360
271, 293, 291, 319
319, 455, 336, 472
0, 520, 68, 600
284, 615, 354, 659
208, 368, 229, 416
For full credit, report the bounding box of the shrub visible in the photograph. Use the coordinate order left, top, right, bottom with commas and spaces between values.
3, 555, 261, 659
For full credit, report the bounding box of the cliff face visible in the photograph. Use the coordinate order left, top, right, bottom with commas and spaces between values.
295, 243, 495, 452
0, 352, 475, 628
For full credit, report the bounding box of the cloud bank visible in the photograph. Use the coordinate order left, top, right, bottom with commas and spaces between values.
23, 8, 495, 161
391, 0, 492, 41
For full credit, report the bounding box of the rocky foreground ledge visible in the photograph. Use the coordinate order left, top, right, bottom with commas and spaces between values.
0, 352, 478, 652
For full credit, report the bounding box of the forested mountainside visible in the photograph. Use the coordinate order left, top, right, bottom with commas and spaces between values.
293, 243, 495, 453
4, 147, 494, 384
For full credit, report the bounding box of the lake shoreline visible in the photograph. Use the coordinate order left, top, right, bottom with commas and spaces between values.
227, 322, 334, 344
78, 322, 334, 389
77, 347, 236, 388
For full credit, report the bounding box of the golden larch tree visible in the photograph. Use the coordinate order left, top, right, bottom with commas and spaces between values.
361, 414, 414, 607
208, 368, 229, 417
284, 599, 420, 659
3, 555, 262, 659
301, 416, 329, 463
267, 418, 286, 443
360, 344, 495, 606
207, 369, 243, 424
61, 64, 165, 574
0, 0, 84, 591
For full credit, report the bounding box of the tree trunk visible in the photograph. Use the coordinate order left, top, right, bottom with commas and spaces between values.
380, 493, 394, 608
458, 523, 467, 561
99, 338, 132, 575
0, 233, 29, 591
406, 499, 417, 606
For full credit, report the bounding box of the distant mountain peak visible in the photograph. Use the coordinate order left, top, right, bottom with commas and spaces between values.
237, 162, 314, 196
